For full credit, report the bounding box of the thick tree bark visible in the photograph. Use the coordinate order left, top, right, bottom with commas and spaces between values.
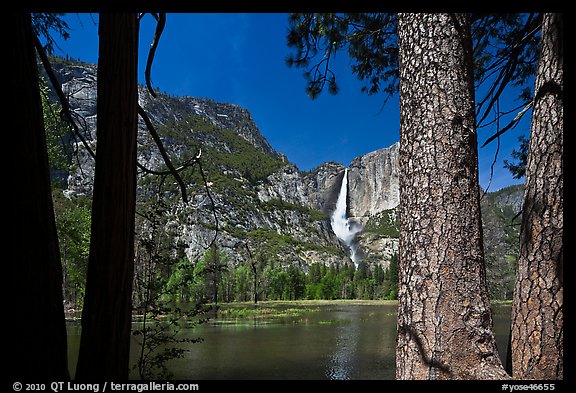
396, 13, 508, 380
75, 13, 139, 380
511, 13, 563, 380
8, 13, 69, 380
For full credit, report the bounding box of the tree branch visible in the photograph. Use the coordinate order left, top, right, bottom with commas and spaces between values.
38, 83, 74, 165
33, 33, 96, 161
480, 100, 532, 148
475, 14, 541, 127
481, 97, 502, 199
143, 13, 166, 97
197, 160, 219, 250
136, 154, 199, 177
137, 104, 189, 203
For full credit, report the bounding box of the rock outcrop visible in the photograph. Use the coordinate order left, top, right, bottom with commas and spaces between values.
257, 161, 345, 212
45, 59, 521, 291
347, 142, 400, 224
46, 60, 354, 269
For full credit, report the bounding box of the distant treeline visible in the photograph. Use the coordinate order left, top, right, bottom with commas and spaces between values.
168, 248, 399, 305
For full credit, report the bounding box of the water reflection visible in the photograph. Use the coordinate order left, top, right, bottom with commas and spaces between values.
66, 302, 510, 380
326, 320, 359, 380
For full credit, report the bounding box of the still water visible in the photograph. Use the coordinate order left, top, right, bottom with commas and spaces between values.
67, 301, 511, 380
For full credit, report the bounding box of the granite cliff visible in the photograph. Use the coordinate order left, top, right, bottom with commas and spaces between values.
47, 59, 520, 288
348, 142, 400, 223
46, 60, 359, 270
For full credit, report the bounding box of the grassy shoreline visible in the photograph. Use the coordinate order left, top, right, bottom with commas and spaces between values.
213, 299, 398, 319
216, 299, 398, 307
66, 299, 512, 321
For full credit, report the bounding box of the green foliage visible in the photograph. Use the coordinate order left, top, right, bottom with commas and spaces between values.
187, 258, 210, 305
261, 198, 329, 222
32, 13, 70, 54
132, 202, 210, 380
364, 209, 399, 238
213, 131, 284, 185
286, 265, 306, 300
234, 264, 253, 302
153, 114, 285, 195
132, 304, 206, 380
286, 13, 539, 106
40, 77, 72, 183
246, 228, 297, 258
52, 189, 91, 308
285, 13, 538, 169
265, 267, 287, 300
319, 270, 339, 300
481, 186, 523, 300
383, 253, 398, 300
164, 258, 196, 304
264, 265, 301, 301
218, 256, 399, 303
504, 135, 529, 179
286, 13, 399, 99
49, 54, 90, 67
471, 14, 540, 105
168, 243, 402, 304
217, 305, 318, 319
198, 244, 229, 304
227, 227, 341, 269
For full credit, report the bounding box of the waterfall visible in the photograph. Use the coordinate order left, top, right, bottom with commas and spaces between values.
331, 168, 361, 265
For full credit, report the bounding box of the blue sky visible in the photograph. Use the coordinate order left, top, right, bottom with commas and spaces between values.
51, 13, 529, 191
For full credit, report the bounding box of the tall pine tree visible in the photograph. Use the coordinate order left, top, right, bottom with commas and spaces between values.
75, 13, 139, 380
9, 12, 69, 380
395, 13, 507, 379
511, 13, 563, 380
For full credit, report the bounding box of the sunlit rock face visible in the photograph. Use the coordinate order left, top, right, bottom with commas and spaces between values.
45, 60, 404, 270
257, 161, 344, 212
347, 142, 400, 225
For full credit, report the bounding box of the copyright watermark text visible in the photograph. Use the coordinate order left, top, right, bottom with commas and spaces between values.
501, 384, 556, 392
12, 382, 199, 392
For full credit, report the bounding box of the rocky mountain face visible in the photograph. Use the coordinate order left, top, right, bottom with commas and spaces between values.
348, 142, 400, 224
48, 59, 522, 293
480, 185, 524, 299
47, 60, 286, 195
47, 60, 353, 270
257, 161, 344, 212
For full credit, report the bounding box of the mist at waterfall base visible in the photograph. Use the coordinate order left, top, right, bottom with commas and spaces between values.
331, 169, 362, 265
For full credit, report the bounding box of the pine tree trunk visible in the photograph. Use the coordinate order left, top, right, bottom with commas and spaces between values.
75, 13, 139, 380
8, 13, 69, 380
395, 13, 508, 380
511, 13, 563, 380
